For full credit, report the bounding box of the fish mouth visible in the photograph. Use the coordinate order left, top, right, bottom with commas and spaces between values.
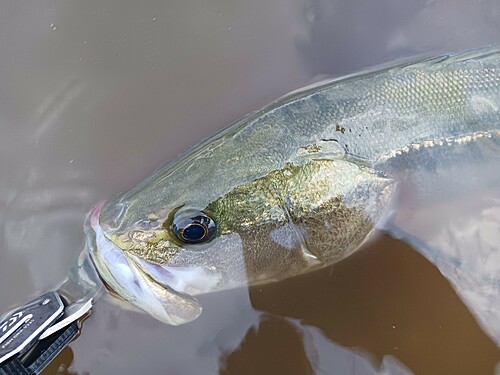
84, 201, 217, 324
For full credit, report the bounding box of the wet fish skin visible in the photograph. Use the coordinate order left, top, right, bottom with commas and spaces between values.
87, 47, 500, 324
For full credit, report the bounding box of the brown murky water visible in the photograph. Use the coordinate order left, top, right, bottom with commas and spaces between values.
41, 233, 500, 375
1, 0, 500, 374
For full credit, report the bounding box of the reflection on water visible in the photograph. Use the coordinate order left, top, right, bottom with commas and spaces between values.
297, 0, 500, 76
247, 235, 500, 374
44, 235, 500, 374
0, 0, 499, 374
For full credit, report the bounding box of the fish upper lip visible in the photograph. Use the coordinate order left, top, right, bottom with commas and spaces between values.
88, 200, 106, 227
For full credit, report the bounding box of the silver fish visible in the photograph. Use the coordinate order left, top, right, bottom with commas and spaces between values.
85, 47, 500, 325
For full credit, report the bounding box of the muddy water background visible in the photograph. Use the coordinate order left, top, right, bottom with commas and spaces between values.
1, 0, 500, 374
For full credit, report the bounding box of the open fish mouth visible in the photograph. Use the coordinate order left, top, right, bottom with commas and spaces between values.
84, 201, 215, 325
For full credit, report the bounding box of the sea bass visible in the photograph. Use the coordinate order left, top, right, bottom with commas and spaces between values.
85, 48, 500, 325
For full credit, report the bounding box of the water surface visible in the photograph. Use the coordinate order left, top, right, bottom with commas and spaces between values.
0, 0, 499, 374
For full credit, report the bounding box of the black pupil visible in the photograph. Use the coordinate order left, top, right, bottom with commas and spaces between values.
182, 223, 206, 241
172, 211, 216, 244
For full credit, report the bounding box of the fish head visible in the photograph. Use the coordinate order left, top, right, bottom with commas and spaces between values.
87, 155, 396, 325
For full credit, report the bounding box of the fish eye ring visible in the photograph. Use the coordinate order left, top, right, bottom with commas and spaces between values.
172, 210, 217, 244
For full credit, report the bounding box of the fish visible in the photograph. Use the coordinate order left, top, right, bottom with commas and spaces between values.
85, 47, 500, 325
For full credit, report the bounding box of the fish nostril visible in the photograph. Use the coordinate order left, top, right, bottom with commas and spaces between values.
100, 202, 127, 231
139, 214, 160, 230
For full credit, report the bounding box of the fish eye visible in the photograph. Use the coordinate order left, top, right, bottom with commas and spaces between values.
172, 210, 217, 244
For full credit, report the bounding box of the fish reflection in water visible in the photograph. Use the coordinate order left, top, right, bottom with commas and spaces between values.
78, 47, 500, 372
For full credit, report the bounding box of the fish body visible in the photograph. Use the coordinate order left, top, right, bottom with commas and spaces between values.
86, 48, 500, 324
